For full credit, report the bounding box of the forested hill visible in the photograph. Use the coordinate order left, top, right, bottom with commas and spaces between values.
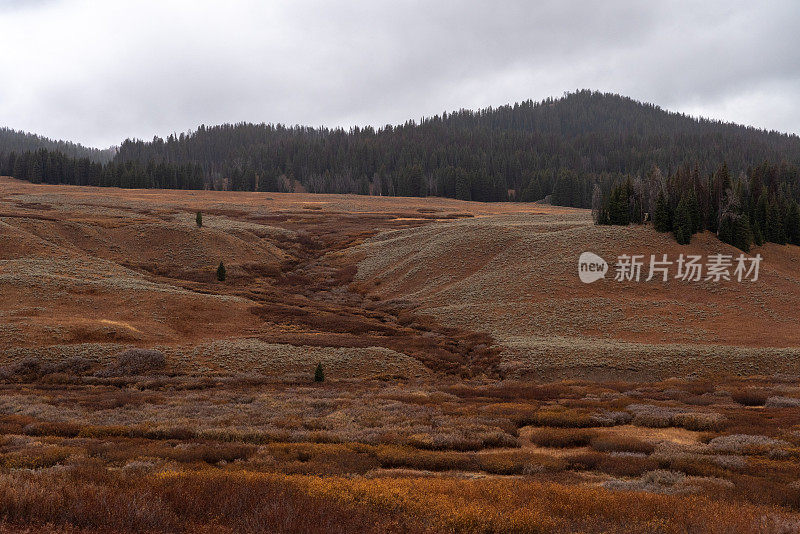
3, 91, 800, 206
110, 90, 800, 204
0, 127, 115, 163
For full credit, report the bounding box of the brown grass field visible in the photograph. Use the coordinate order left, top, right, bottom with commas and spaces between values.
2, 176, 800, 532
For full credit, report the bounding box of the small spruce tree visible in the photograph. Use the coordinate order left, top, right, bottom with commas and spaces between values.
752, 220, 765, 246
719, 212, 752, 252
718, 213, 733, 246
314, 362, 324, 382
216, 261, 226, 281
673, 196, 692, 245
687, 190, 701, 234
766, 197, 787, 244
606, 182, 631, 225
675, 227, 686, 246
196, 211, 203, 227
734, 214, 753, 252
652, 191, 672, 232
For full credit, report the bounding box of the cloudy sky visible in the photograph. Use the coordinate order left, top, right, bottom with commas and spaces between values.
1, 0, 798, 148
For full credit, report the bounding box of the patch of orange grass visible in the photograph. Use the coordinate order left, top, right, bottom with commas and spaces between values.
154, 470, 795, 533
596, 424, 702, 446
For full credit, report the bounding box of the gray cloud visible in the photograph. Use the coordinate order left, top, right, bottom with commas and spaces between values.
1, 0, 798, 148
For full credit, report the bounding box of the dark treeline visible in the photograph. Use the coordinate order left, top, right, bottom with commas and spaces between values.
0, 149, 204, 190
0, 127, 114, 163
3, 91, 800, 210
595, 162, 800, 251
110, 90, 800, 204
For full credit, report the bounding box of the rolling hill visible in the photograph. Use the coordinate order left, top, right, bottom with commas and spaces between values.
2, 176, 799, 381
111, 90, 800, 202
3, 91, 800, 206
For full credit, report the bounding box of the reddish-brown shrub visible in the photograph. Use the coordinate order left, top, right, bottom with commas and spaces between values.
731, 389, 770, 407
1, 357, 43, 381
98, 349, 166, 377
565, 451, 658, 477
167, 443, 256, 464
590, 435, 655, 454
373, 445, 473, 472
515, 408, 599, 428
475, 451, 566, 475
528, 428, 594, 448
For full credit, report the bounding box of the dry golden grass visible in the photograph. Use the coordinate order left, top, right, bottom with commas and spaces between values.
0, 375, 796, 529
352, 209, 800, 380
3, 179, 800, 531
0, 467, 796, 533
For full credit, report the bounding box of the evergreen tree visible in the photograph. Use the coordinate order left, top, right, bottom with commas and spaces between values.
216, 261, 226, 282
652, 190, 672, 232
735, 214, 753, 252
718, 212, 734, 248
752, 220, 765, 246
755, 191, 769, 235
454, 174, 471, 201
687, 189, 701, 234
29, 157, 43, 183
591, 183, 604, 223
605, 181, 632, 225
673, 196, 692, 245
766, 196, 787, 244
196, 211, 203, 228
314, 362, 325, 382
718, 212, 752, 252
675, 227, 687, 246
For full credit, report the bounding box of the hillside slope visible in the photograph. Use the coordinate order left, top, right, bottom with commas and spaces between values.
0, 177, 554, 378
3, 176, 799, 381
352, 212, 800, 379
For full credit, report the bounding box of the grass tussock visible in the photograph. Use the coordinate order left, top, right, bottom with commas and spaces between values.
475, 451, 567, 475
528, 428, 594, 448
97, 348, 166, 377
515, 407, 601, 428
731, 389, 770, 407
589, 434, 655, 454
566, 451, 659, 477
374, 445, 473, 472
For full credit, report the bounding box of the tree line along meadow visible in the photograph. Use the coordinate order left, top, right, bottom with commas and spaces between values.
1, 91, 799, 251
595, 162, 800, 251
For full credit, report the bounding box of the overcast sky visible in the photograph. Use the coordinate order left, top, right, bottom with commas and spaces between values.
1, 0, 798, 148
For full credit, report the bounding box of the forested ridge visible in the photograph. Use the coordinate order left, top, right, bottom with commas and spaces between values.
596, 161, 800, 251
2, 90, 800, 210
111, 90, 800, 204
1, 149, 204, 191
0, 127, 114, 163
